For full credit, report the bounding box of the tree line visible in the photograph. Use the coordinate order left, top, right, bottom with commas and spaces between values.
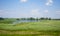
17, 17, 51, 20
0, 17, 60, 21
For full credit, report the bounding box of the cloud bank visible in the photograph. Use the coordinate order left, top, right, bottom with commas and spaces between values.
20, 0, 27, 3
45, 0, 53, 6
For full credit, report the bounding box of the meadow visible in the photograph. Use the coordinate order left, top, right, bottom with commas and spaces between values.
0, 19, 60, 36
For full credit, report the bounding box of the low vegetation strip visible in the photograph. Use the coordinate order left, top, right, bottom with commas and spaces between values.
0, 30, 60, 36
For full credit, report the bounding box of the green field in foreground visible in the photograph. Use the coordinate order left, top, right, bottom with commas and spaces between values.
0, 20, 60, 36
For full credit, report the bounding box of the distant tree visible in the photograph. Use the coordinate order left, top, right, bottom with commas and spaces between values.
21, 18, 26, 20
16, 18, 20, 20
40, 17, 52, 20
53, 19, 60, 20
36, 18, 39, 20
49, 18, 51, 20
28, 17, 35, 20
40, 17, 45, 20
0, 17, 4, 20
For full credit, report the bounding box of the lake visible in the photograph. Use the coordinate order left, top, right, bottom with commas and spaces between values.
13, 20, 40, 24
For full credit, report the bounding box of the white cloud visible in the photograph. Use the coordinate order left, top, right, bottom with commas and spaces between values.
56, 11, 60, 12
31, 9, 40, 16
45, 0, 53, 6
56, 11, 60, 14
44, 10, 49, 13
0, 10, 3, 12
20, 0, 27, 3
0, 10, 4, 15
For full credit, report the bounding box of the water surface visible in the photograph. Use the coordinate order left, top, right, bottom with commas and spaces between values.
13, 20, 40, 24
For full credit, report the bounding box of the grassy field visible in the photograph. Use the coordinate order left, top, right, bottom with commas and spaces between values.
0, 20, 60, 36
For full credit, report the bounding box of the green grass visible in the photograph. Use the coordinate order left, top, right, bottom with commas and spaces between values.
0, 20, 60, 36
0, 34, 59, 36
0, 31, 60, 36
0, 34, 39, 36
0, 20, 60, 31
0, 18, 16, 24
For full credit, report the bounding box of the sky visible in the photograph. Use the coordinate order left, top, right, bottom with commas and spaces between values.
0, 0, 60, 18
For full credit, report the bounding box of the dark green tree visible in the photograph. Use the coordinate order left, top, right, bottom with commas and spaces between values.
28, 17, 35, 20
0, 17, 4, 20
16, 18, 20, 20
40, 17, 45, 20
49, 18, 51, 20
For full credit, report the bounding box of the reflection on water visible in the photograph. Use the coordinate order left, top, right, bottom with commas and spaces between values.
13, 20, 40, 24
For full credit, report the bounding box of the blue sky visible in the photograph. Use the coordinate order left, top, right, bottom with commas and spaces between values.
0, 0, 60, 18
